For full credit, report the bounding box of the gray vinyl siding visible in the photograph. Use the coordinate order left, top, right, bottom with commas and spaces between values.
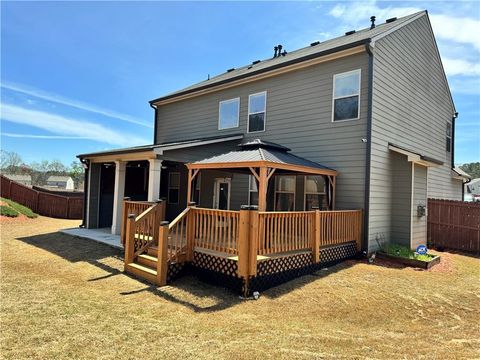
391, 152, 412, 247
87, 163, 101, 229
368, 14, 458, 251
427, 165, 462, 200
156, 53, 370, 211
411, 164, 427, 250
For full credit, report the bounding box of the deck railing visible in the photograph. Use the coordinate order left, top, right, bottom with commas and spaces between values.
125, 204, 362, 287
193, 208, 240, 255
258, 211, 315, 255
121, 199, 156, 245
317, 210, 363, 249
123, 200, 166, 263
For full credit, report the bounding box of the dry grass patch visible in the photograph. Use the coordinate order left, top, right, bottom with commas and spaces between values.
1, 217, 479, 359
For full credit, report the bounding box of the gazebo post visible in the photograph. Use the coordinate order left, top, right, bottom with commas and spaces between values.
258, 167, 268, 212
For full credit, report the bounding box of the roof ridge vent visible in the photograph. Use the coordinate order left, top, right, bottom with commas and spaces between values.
386, 17, 397, 23
252, 60, 261, 65
227, 68, 235, 72
345, 30, 356, 36
310, 41, 320, 46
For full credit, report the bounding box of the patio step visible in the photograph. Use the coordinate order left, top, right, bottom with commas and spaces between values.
137, 253, 157, 268
125, 263, 157, 284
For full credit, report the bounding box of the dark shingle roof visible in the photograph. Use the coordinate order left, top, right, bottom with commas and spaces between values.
192, 139, 335, 172
150, 11, 425, 104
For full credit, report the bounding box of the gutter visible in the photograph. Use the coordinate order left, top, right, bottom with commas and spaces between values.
149, 39, 370, 105
363, 40, 374, 253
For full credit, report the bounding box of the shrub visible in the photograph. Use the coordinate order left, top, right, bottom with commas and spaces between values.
0, 198, 38, 218
0, 205, 19, 217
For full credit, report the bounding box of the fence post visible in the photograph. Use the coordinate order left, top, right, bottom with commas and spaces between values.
120, 197, 131, 246
186, 202, 196, 262
124, 214, 136, 265
157, 221, 169, 286
237, 206, 252, 289
249, 208, 259, 277
313, 209, 320, 263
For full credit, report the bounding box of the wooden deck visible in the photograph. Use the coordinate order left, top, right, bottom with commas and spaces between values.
123, 201, 363, 295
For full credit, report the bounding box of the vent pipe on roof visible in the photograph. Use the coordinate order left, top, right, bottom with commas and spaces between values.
370, 16, 376, 29
273, 46, 278, 58
277, 44, 283, 57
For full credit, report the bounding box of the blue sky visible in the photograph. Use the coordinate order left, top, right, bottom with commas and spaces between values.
1, 1, 479, 165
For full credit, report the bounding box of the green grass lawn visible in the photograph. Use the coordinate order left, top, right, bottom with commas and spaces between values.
0, 205, 18, 217
1, 216, 479, 359
0, 197, 37, 218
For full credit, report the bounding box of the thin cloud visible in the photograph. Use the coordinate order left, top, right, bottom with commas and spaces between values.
1, 132, 91, 139
1, 103, 151, 147
442, 57, 480, 77
1, 81, 153, 128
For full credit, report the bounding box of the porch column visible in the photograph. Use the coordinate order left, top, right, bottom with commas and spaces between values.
111, 161, 126, 235
148, 159, 162, 202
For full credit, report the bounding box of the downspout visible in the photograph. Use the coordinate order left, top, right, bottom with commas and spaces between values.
150, 103, 158, 144
79, 158, 89, 228
451, 112, 458, 169
363, 40, 374, 254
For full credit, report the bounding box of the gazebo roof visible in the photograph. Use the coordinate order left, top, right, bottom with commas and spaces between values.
187, 139, 337, 176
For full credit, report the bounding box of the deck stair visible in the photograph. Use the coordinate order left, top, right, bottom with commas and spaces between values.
124, 203, 190, 286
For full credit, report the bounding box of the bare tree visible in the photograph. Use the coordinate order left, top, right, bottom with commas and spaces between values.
0, 150, 23, 174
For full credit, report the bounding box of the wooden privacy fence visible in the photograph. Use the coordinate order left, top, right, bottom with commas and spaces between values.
0, 174, 83, 219
428, 199, 480, 254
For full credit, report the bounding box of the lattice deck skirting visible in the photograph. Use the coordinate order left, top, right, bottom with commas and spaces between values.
167, 261, 187, 283
170, 242, 357, 295
189, 251, 244, 293
249, 241, 358, 295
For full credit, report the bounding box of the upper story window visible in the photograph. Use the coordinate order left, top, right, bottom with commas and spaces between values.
248, 91, 267, 133
218, 98, 240, 130
446, 122, 452, 152
332, 69, 361, 121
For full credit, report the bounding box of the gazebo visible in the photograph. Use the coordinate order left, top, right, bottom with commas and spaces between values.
185, 139, 338, 211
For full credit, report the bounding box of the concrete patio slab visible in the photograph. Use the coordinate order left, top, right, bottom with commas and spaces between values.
60, 227, 123, 249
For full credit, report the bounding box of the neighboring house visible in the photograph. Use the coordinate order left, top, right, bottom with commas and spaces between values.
78, 10, 462, 253
3, 174, 32, 186
465, 178, 480, 202
46, 176, 75, 190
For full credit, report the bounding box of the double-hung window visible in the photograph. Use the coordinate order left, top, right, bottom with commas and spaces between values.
248, 175, 259, 206
446, 122, 452, 152
332, 69, 361, 121
168, 172, 180, 204
275, 176, 295, 211
248, 91, 267, 132
304, 175, 327, 210
218, 98, 240, 130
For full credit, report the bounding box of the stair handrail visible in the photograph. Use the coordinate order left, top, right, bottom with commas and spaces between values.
131, 201, 165, 258
168, 207, 191, 230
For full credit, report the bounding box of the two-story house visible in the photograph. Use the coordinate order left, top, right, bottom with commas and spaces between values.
78, 10, 464, 254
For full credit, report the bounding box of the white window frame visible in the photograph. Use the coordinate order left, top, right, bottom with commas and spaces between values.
446, 122, 452, 153
213, 177, 231, 210
218, 97, 240, 130
303, 175, 327, 210
274, 175, 296, 211
247, 91, 267, 133
248, 175, 258, 206
167, 172, 180, 204
331, 69, 361, 122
